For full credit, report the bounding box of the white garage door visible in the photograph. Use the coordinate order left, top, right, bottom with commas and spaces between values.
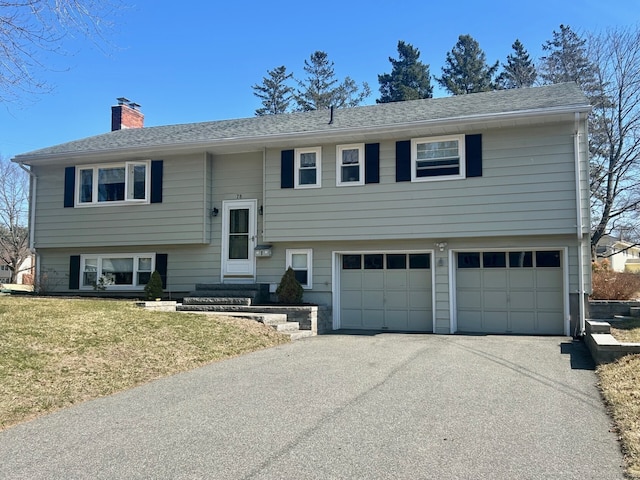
340, 253, 433, 332
456, 250, 564, 334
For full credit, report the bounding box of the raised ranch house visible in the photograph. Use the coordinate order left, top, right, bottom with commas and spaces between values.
596, 234, 640, 272
12, 83, 592, 336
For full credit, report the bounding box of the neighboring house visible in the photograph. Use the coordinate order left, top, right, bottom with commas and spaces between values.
0, 256, 34, 285
596, 235, 640, 272
12, 83, 592, 336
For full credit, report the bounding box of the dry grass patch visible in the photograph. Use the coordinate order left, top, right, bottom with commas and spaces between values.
610, 318, 640, 343
598, 354, 640, 479
0, 296, 289, 431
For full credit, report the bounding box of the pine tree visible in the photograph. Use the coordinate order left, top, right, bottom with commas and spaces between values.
539, 24, 598, 96
436, 34, 499, 95
252, 66, 294, 116
497, 39, 537, 89
294, 51, 370, 111
377, 41, 433, 103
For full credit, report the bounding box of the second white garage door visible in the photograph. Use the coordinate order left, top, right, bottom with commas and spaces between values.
456, 250, 565, 335
340, 253, 433, 332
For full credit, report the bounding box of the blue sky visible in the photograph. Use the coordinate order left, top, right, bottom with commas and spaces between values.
1, 0, 638, 160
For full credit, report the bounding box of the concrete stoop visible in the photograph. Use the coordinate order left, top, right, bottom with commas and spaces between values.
585, 319, 640, 365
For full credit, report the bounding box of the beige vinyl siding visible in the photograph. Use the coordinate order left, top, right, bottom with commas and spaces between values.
34, 154, 209, 248
263, 124, 579, 243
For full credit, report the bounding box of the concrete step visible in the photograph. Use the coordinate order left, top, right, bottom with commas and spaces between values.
287, 330, 314, 340
183, 297, 252, 306
630, 307, 640, 317
187, 290, 258, 299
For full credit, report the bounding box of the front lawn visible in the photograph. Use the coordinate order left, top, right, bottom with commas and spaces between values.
0, 296, 289, 431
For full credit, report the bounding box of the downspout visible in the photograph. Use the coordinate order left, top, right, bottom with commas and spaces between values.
18, 163, 39, 284
574, 113, 586, 337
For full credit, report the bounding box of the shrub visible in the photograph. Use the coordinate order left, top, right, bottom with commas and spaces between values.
591, 261, 640, 300
143, 271, 164, 300
275, 267, 303, 304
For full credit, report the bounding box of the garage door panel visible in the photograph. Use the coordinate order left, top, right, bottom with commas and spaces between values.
362, 309, 384, 329
363, 272, 384, 289
458, 290, 482, 309
482, 270, 508, 288
510, 311, 536, 333
457, 311, 479, 332
341, 290, 362, 309
386, 291, 408, 309
537, 312, 563, 334
409, 270, 431, 289
536, 270, 563, 288
385, 310, 409, 330
409, 291, 431, 309
482, 312, 509, 332
342, 271, 362, 289
341, 309, 363, 328
483, 291, 508, 310
510, 291, 535, 309
457, 270, 481, 288
509, 269, 535, 288
362, 290, 384, 309
408, 311, 432, 332
385, 271, 407, 289
537, 290, 563, 309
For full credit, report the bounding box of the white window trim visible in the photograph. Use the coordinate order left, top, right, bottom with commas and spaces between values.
336, 143, 365, 186
286, 248, 313, 289
411, 134, 465, 182
294, 147, 322, 189
79, 253, 155, 290
76, 160, 151, 206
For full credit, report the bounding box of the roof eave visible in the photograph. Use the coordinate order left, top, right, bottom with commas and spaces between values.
13, 103, 592, 165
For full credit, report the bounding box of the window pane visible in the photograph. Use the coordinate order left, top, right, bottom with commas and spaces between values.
416, 139, 460, 178
409, 253, 431, 269
509, 251, 533, 268
291, 253, 308, 269
299, 169, 317, 185
128, 164, 147, 200
342, 149, 359, 165
101, 257, 133, 285
229, 235, 248, 259
458, 252, 480, 268
80, 169, 93, 203
98, 167, 125, 202
138, 272, 151, 285
364, 254, 383, 269
536, 251, 561, 267
299, 152, 316, 167
387, 254, 406, 269
294, 270, 308, 285
483, 252, 506, 268
342, 255, 361, 269
138, 257, 152, 271
341, 165, 360, 182
229, 209, 249, 234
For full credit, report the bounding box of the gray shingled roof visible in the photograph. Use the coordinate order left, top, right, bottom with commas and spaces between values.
14, 83, 589, 162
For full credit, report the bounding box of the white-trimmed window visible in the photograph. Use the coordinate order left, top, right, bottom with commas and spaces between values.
336, 144, 364, 186
77, 161, 150, 205
286, 249, 312, 289
294, 147, 321, 188
411, 135, 465, 181
80, 253, 154, 290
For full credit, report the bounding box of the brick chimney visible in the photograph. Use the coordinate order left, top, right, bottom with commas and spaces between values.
111, 97, 144, 131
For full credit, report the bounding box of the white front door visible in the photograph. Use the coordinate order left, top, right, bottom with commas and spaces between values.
221, 199, 257, 283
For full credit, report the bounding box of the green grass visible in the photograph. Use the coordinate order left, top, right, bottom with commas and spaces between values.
0, 296, 289, 430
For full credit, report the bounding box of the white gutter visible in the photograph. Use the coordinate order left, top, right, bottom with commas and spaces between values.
574, 113, 586, 336
18, 162, 39, 283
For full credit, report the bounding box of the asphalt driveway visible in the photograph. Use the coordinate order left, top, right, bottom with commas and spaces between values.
0, 334, 625, 479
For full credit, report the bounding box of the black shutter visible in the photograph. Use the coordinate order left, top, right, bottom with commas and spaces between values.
64, 167, 76, 208
281, 150, 294, 188
395, 140, 411, 182
150, 160, 163, 203
69, 255, 80, 289
155, 253, 168, 289
365, 143, 380, 184
465, 134, 482, 178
